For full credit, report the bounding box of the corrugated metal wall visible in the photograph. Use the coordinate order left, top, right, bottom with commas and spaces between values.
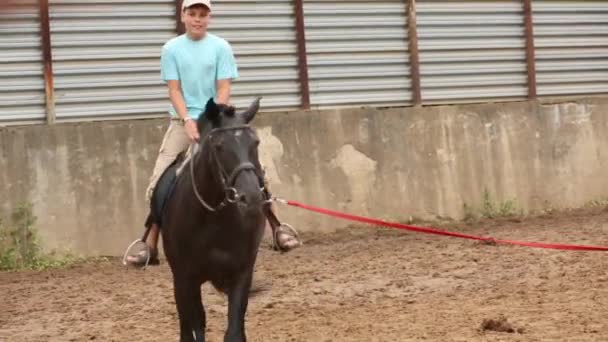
0, 1, 46, 123
211, 0, 301, 110
533, 1, 608, 97
1, 1, 607, 125
417, 0, 528, 103
48, 0, 300, 119
303, 0, 411, 107
49, 0, 175, 120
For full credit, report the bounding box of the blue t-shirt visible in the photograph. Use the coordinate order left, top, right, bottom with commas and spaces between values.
161, 33, 239, 119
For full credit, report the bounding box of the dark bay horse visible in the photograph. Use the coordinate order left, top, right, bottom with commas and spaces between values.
160, 98, 267, 342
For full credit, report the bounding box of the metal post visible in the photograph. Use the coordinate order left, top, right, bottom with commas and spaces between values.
39, 0, 55, 124
175, 0, 185, 34
523, 0, 537, 99
294, 0, 311, 109
407, 0, 422, 106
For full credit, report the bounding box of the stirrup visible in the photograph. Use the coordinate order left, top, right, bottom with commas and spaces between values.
122, 239, 152, 269
273, 223, 302, 252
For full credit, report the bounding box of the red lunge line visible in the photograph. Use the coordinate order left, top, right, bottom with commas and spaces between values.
285, 200, 608, 251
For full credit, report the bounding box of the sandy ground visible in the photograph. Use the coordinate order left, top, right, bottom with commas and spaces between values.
1, 206, 608, 341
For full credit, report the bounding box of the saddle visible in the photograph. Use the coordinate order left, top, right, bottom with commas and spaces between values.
145, 152, 187, 229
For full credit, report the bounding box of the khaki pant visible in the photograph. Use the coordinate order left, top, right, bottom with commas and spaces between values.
145, 119, 191, 202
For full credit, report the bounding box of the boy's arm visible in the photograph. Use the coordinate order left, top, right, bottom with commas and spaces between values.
168, 79, 199, 141
161, 46, 188, 120
215, 40, 238, 104
216, 79, 231, 104
161, 45, 198, 141
167, 80, 189, 121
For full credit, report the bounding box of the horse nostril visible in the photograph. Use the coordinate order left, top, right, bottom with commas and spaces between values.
239, 194, 248, 204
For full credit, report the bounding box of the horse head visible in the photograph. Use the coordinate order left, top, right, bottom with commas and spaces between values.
194, 97, 264, 209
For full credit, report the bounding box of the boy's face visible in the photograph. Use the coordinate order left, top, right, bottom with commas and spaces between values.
182, 5, 210, 40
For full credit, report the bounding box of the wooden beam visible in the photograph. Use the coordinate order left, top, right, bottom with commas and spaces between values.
39, 0, 56, 124
175, 0, 185, 34
294, 0, 311, 109
523, 0, 537, 99
407, 0, 422, 106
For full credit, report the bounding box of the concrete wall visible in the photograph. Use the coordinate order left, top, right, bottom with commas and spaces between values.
1, 97, 608, 256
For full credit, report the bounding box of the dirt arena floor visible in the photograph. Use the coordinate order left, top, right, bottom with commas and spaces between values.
1, 206, 608, 341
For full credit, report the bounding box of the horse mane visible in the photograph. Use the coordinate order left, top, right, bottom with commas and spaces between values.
217, 104, 236, 117
197, 103, 237, 135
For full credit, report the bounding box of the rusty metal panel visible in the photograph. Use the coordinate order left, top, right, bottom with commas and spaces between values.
0, 1, 46, 124
534, 1, 608, 96
417, 1, 528, 103
50, 0, 300, 120
303, 0, 411, 108
49, 0, 175, 120
4, 0, 608, 125
211, 0, 301, 110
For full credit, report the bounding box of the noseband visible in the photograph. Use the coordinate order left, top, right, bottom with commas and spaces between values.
190, 125, 266, 212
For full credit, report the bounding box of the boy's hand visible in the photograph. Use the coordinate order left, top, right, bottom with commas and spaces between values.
184, 119, 200, 142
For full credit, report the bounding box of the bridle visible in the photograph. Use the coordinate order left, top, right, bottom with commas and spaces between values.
189, 125, 266, 212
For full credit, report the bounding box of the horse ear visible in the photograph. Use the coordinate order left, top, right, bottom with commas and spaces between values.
204, 98, 220, 126
242, 97, 261, 123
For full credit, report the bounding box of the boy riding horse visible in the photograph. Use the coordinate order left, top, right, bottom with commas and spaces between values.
125, 0, 300, 266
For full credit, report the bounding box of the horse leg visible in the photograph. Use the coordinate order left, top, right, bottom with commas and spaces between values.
190, 281, 206, 342
174, 276, 206, 342
224, 271, 254, 342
